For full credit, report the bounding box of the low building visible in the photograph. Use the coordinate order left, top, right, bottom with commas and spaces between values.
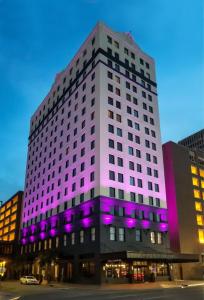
163, 141, 204, 279
178, 129, 204, 152
0, 191, 23, 278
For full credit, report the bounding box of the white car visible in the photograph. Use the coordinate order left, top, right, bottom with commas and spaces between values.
20, 275, 39, 285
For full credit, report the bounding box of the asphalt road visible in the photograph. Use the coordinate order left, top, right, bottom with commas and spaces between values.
3, 285, 204, 300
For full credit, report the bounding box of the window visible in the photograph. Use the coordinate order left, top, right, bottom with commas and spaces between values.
138, 179, 143, 188
119, 207, 125, 216
197, 215, 204, 226
115, 88, 120, 96
108, 124, 114, 133
200, 169, 204, 178
109, 154, 115, 164
195, 202, 202, 212
108, 84, 113, 92
109, 139, 114, 148
80, 230, 84, 243
118, 173, 124, 183
149, 196, 154, 206
150, 231, 156, 244
109, 187, 116, 198
130, 192, 136, 202
194, 189, 200, 199
136, 229, 141, 242
91, 227, 96, 241
117, 157, 123, 167
108, 110, 114, 119
138, 194, 144, 203
118, 189, 124, 199
107, 71, 113, 79
109, 170, 115, 181
108, 97, 113, 105
130, 176, 135, 186
192, 177, 199, 186
107, 35, 112, 44
114, 41, 119, 48
128, 146, 134, 155
117, 128, 122, 137
116, 114, 122, 122
117, 142, 123, 151
198, 229, 204, 244
129, 161, 134, 170
90, 172, 95, 182
110, 227, 116, 241
155, 184, 159, 192
191, 165, 198, 175
118, 228, 125, 242
155, 198, 160, 207
71, 233, 75, 245
157, 232, 162, 244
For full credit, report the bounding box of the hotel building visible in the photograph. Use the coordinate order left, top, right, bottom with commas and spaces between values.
163, 140, 204, 279
20, 22, 194, 283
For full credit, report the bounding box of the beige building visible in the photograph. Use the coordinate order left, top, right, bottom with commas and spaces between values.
163, 141, 204, 279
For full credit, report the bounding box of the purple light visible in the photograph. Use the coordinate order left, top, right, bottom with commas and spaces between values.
102, 214, 114, 225
39, 232, 46, 240
125, 218, 136, 228
159, 223, 168, 232
50, 228, 57, 237
40, 220, 47, 231
22, 238, 27, 245
141, 220, 150, 229
81, 217, 92, 228
64, 223, 72, 233
30, 225, 36, 235
30, 235, 35, 243
22, 228, 28, 237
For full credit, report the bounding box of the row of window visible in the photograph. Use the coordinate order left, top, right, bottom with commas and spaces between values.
109, 227, 162, 244
107, 34, 150, 70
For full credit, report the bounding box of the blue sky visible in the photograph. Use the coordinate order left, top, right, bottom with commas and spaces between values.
0, 0, 203, 201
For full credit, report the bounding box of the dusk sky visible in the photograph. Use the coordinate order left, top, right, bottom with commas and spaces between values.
0, 0, 203, 202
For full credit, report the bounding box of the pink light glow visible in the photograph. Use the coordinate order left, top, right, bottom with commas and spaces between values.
30, 235, 35, 243
141, 220, 150, 229
22, 238, 27, 245
102, 214, 114, 225
50, 228, 57, 237
39, 232, 46, 240
125, 218, 136, 228
64, 223, 72, 233
81, 217, 92, 228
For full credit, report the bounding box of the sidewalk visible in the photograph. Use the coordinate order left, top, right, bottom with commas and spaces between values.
48, 279, 204, 290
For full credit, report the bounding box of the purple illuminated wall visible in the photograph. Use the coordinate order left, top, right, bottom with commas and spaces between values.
21, 196, 168, 245
162, 142, 180, 252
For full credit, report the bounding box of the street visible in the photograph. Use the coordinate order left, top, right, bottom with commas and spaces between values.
0, 281, 204, 300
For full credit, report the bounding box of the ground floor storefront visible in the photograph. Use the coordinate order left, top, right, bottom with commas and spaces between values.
24, 251, 199, 284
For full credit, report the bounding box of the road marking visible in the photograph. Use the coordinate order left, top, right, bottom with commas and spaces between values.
142, 296, 172, 300
9, 297, 21, 300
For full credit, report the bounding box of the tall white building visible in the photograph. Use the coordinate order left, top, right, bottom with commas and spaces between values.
21, 22, 174, 284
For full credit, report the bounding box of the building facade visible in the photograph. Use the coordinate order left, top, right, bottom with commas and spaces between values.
163, 141, 204, 279
20, 22, 193, 283
0, 191, 23, 278
178, 129, 204, 152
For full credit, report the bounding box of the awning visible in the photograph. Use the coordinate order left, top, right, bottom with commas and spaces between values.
100, 251, 199, 263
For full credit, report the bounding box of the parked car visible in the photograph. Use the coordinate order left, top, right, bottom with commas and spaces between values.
20, 275, 39, 285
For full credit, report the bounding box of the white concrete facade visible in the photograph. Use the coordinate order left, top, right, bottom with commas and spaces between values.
22, 22, 166, 228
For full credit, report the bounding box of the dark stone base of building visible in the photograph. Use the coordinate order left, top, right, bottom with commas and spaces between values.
19, 196, 199, 284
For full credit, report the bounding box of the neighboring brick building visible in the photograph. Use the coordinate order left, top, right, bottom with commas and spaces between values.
0, 191, 23, 278
163, 141, 204, 279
